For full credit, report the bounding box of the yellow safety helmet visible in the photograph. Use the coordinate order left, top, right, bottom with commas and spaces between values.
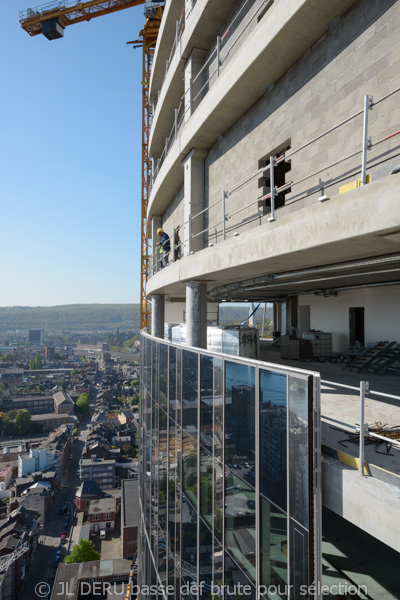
157, 228, 164, 235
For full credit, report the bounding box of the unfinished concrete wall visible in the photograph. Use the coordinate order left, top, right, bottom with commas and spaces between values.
205, 0, 400, 244
299, 285, 400, 352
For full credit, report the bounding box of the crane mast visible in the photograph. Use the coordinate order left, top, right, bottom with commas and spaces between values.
19, 0, 164, 330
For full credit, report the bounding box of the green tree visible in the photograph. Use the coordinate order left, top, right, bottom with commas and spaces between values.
131, 393, 139, 405
30, 353, 42, 370
75, 392, 90, 415
122, 444, 134, 456
15, 409, 32, 434
0, 353, 15, 363
64, 539, 100, 564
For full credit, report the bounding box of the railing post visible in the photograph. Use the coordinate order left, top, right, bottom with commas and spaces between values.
188, 216, 192, 255
189, 77, 193, 117
268, 155, 276, 222
174, 108, 178, 140
361, 95, 373, 186
171, 230, 176, 263
175, 19, 179, 49
359, 381, 369, 476
222, 190, 226, 240
217, 36, 221, 77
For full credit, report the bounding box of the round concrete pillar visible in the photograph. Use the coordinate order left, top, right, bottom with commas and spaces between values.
186, 282, 207, 349
151, 295, 165, 339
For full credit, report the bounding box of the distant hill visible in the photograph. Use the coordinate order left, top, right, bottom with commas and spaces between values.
0, 303, 272, 333
0, 304, 140, 332
219, 304, 273, 325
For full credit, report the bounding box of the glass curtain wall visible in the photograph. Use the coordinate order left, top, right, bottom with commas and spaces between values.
139, 333, 321, 600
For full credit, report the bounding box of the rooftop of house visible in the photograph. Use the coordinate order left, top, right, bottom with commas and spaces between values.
88, 496, 116, 515
52, 559, 131, 597
81, 458, 116, 467
76, 480, 104, 499
53, 390, 74, 406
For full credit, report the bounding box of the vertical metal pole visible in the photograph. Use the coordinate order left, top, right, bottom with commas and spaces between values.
174, 108, 178, 141
171, 229, 176, 263
268, 156, 276, 222
217, 36, 221, 77
255, 365, 260, 600
188, 216, 192, 255
359, 381, 368, 475
189, 77, 193, 118
361, 95, 371, 186
175, 19, 179, 50
222, 190, 226, 240
261, 302, 266, 338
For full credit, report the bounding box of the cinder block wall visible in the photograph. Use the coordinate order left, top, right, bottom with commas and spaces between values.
205, 0, 400, 243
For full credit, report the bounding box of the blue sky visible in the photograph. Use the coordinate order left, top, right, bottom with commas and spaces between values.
1, 1, 146, 306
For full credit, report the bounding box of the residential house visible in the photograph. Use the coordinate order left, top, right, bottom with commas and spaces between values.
88, 497, 116, 533
0, 506, 39, 600
117, 410, 134, 426
79, 458, 116, 489
53, 390, 74, 415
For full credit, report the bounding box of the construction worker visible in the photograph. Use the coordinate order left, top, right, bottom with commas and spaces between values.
157, 227, 171, 268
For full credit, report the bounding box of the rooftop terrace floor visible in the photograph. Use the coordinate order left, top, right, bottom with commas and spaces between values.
260, 342, 400, 481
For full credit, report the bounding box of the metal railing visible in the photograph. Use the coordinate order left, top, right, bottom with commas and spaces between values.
321, 379, 400, 476
149, 0, 269, 194
148, 84, 400, 280
19, 1, 69, 21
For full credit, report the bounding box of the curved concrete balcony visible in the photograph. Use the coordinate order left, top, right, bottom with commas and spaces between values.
149, 0, 237, 157
147, 174, 400, 299
148, 0, 358, 222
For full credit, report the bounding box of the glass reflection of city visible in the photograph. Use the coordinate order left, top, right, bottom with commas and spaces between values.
139, 334, 321, 600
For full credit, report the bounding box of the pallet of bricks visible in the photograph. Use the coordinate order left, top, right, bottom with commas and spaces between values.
281, 335, 313, 360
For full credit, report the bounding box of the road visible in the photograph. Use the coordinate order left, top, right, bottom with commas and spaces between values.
20, 431, 86, 600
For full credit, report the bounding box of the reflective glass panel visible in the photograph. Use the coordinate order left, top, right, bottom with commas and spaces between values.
259, 370, 287, 511
181, 496, 197, 599
169, 347, 177, 423
213, 358, 223, 460
225, 361, 255, 488
214, 459, 223, 543
182, 430, 197, 508
199, 519, 213, 600
260, 496, 288, 597
182, 350, 198, 436
289, 376, 309, 528
200, 355, 213, 453
200, 447, 213, 527
225, 472, 256, 583
224, 553, 256, 600
160, 344, 168, 411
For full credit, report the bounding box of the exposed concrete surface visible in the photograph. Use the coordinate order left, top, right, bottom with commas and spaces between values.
147, 174, 400, 298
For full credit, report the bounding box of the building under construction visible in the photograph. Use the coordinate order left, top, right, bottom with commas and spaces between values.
139, 0, 400, 599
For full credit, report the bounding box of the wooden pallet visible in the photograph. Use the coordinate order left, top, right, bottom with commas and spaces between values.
372, 343, 400, 375
342, 341, 395, 372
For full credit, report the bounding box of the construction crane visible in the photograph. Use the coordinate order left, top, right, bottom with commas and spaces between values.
0, 542, 29, 573
19, 0, 164, 330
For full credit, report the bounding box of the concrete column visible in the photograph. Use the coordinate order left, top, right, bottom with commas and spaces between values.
151, 295, 165, 339
184, 48, 207, 121
182, 148, 207, 256
186, 282, 207, 349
